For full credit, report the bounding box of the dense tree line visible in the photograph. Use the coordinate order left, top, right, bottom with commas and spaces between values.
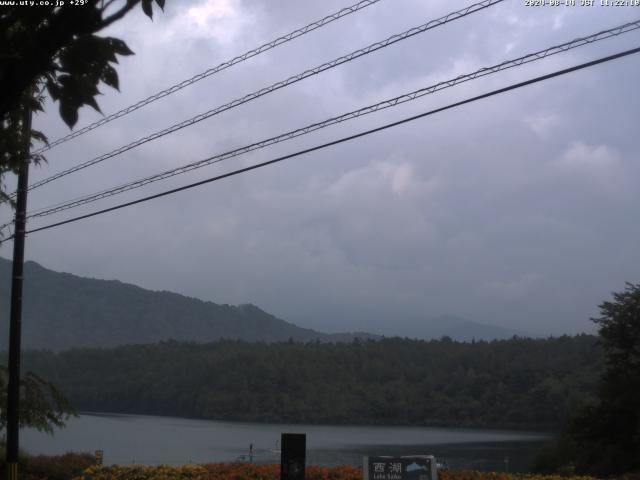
18, 335, 600, 431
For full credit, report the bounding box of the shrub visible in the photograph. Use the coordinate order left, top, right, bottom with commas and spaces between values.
440, 471, 599, 480
25, 452, 97, 480
73, 464, 209, 480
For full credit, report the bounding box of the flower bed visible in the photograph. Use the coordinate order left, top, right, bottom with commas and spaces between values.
72, 464, 361, 480
72, 464, 210, 480
440, 472, 598, 480
70, 464, 603, 480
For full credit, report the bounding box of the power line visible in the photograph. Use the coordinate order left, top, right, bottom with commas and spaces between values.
5, 45, 637, 243
20, 0, 503, 195
21, 19, 640, 221
33, 0, 385, 155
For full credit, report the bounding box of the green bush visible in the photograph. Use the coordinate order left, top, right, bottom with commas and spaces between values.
24, 452, 97, 480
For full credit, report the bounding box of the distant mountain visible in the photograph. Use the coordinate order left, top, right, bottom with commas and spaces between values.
0, 257, 375, 351
387, 314, 527, 342
0, 257, 524, 351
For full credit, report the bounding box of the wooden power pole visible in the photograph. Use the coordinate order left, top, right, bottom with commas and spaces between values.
5, 105, 32, 480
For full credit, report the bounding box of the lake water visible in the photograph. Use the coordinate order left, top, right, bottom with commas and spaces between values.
22, 413, 550, 472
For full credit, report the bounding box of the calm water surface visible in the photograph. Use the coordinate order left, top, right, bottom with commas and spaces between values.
22, 413, 549, 471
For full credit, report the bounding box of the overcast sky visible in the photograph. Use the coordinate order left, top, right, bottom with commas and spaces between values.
2, 0, 639, 336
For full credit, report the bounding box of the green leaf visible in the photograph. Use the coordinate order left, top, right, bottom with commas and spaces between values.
59, 101, 79, 128
30, 130, 49, 146
84, 94, 102, 114
59, 36, 122, 76
30, 152, 47, 166
141, 0, 153, 19
101, 64, 119, 91
45, 80, 62, 101
107, 38, 134, 57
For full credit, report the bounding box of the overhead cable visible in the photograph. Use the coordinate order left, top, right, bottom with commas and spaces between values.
4, 45, 637, 242
21, 0, 503, 195
23, 19, 640, 220
33, 0, 385, 154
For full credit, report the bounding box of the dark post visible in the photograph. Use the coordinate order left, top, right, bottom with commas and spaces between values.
5, 107, 32, 480
280, 433, 306, 480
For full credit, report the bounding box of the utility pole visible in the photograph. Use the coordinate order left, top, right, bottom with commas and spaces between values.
5, 105, 32, 480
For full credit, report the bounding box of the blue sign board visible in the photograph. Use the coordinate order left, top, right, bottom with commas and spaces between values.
363, 456, 437, 480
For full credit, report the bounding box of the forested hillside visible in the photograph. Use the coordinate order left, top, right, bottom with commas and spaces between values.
0, 258, 524, 349
22, 335, 601, 430
0, 258, 374, 349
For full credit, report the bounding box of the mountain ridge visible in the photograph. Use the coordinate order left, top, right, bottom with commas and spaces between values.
0, 257, 377, 350
0, 257, 522, 350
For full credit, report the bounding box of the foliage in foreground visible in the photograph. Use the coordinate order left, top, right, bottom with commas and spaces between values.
24, 452, 97, 480
72, 464, 209, 480
74, 463, 362, 480
0, 366, 75, 434
71, 463, 361, 480
0, 451, 95, 480
539, 283, 640, 476
0, 0, 166, 207
439, 472, 599, 480
68, 463, 610, 480
5, 456, 640, 480
69, 464, 607, 480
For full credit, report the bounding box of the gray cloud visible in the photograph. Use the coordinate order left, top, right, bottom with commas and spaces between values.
3, 0, 639, 337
